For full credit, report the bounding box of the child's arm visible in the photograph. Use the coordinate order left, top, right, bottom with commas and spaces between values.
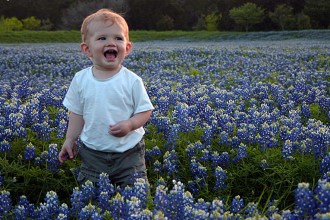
109, 110, 152, 137
58, 112, 84, 163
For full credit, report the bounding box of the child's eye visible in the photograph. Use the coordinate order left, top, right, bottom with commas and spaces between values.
115, 36, 123, 41
98, 37, 106, 40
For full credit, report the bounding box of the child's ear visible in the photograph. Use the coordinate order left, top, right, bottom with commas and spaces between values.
80, 42, 92, 58
125, 42, 132, 54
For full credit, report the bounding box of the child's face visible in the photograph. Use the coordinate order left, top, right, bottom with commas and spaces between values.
81, 19, 131, 74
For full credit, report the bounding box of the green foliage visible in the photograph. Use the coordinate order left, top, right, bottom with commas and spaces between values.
304, 0, 330, 29
1, 136, 79, 205
156, 15, 174, 31
22, 16, 41, 30
0, 17, 23, 32
269, 4, 295, 31
204, 12, 222, 31
229, 2, 265, 31
295, 13, 311, 30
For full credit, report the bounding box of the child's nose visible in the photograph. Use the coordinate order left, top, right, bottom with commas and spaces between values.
106, 38, 116, 46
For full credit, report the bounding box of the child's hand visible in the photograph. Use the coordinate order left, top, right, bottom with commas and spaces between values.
109, 120, 133, 137
58, 140, 77, 163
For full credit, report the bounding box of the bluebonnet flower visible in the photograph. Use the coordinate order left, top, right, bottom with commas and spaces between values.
188, 179, 200, 195
126, 196, 143, 217
70, 187, 85, 216
219, 131, 230, 145
237, 124, 249, 143
36, 202, 51, 220
97, 173, 115, 196
264, 200, 279, 217
190, 158, 208, 180
57, 203, 69, 220
152, 160, 162, 174
153, 181, 168, 214
172, 102, 196, 133
122, 178, 149, 210
163, 150, 179, 175
0, 190, 11, 218
214, 166, 227, 190
81, 180, 96, 203
97, 191, 111, 213
244, 202, 261, 218
294, 182, 317, 218
202, 123, 213, 146
233, 143, 248, 162
166, 123, 181, 149
47, 144, 60, 172
78, 203, 98, 220
17, 195, 35, 218
24, 142, 36, 160
315, 212, 330, 220
109, 193, 126, 219
314, 179, 330, 214
56, 213, 69, 220
282, 139, 294, 160
231, 195, 244, 213
151, 116, 171, 135
166, 180, 186, 219
154, 96, 170, 114
209, 198, 225, 216
146, 145, 162, 163
200, 147, 211, 162
260, 159, 270, 171
13, 205, 26, 220
129, 209, 153, 220
56, 118, 67, 138
0, 139, 10, 152
301, 102, 311, 119
211, 151, 229, 168
32, 120, 51, 141
224, 121, 235, 135
320, 153, 330, 177
45, 191, 60, 218
8, 112, 26, 139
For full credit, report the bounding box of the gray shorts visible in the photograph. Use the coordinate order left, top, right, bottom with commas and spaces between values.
77, 139, 148, 188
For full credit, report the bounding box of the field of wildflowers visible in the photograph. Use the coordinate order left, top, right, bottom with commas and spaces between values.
0, 40, 330, 219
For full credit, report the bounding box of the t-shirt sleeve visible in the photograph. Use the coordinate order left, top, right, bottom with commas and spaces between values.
132, 78, 154, 114
63, 75, 83, 115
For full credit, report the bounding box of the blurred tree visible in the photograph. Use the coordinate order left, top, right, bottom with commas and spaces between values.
0, 17, 23, 31
229, 2, 265, 31
22, 16, 41, 30
61, 0, 129, 30
269, 4, 295, 31
205, 12, 222, 31
0, 0, 329, 30
156, 15, 175, 31
304, 0, 330, 28
0, 0, 74, 29
295, 12, 311, 30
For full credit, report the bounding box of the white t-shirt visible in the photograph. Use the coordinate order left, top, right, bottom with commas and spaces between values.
63, 66, 154, 152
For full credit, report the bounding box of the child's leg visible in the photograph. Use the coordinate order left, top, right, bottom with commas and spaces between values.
108, 138, 148, 188
76, 144, 109, 184
77, 139, 148, 188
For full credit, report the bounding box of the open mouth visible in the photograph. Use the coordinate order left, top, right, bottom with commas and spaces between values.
104, 49, 118, 61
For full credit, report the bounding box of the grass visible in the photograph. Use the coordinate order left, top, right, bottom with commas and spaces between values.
1, 29, 330, 43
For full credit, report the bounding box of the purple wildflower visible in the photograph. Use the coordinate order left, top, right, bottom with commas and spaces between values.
24, 142, 36, 161
231, 195, 244, 213
214, 166, 227, 190
294, 182, 317, 218
0, 190, 12, 218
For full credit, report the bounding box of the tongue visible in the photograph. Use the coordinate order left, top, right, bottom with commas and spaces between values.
105, 52, 116, 61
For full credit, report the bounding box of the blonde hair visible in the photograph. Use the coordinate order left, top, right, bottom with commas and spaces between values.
80, 9, 129, 43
